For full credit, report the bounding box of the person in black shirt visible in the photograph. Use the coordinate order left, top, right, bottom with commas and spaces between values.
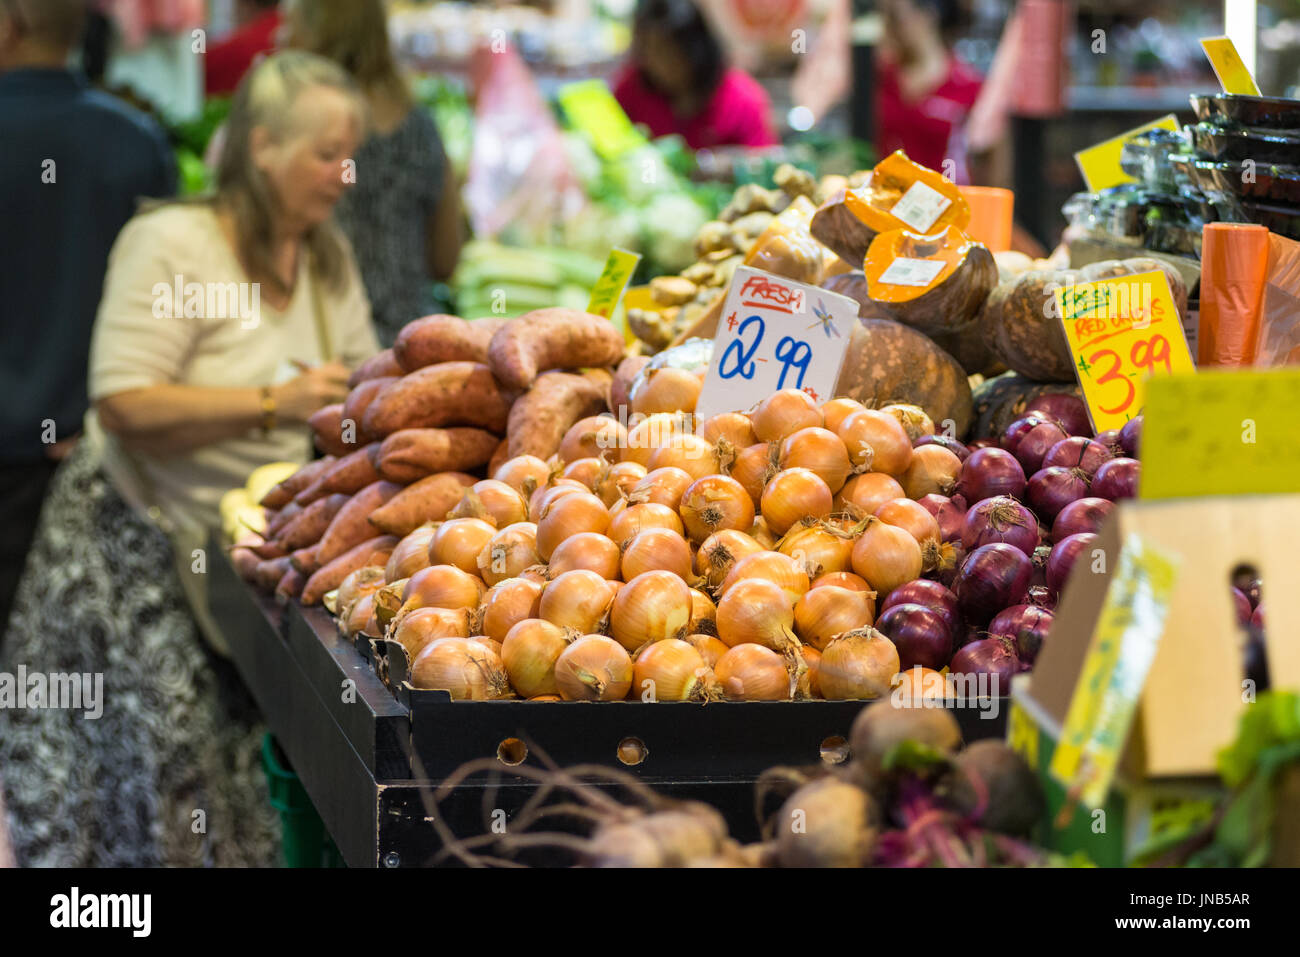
0, 0, 175, 643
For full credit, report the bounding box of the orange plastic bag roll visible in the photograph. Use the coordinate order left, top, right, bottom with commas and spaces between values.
1199, 223, 1270, 367
1255, 233, 1300, 367
958, 186, 1014, 252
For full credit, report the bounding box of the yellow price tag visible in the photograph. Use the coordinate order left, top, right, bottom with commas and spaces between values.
1055, 270, 1196, 434
587, 248, 641, 319
557, 80, 647, 160
1049, 534, 1179, 810
1201, 37, 1262, 96
1139, 367, 1300, 499
1073, 115, 1180, 193
1007, 699, 1039, 770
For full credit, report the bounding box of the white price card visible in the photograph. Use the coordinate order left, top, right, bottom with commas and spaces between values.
890, 180, 952, 233
876, 256, 946, 287
695, 266, 858, 423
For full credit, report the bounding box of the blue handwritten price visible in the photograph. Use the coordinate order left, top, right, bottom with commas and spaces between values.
775, 336, 812, 389
718, 315, 765, 380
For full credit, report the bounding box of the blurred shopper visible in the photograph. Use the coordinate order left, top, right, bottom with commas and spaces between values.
284, 0, 463, 347
0, 0, 174, 648
614, 0, 778, 150
0, 51, 378, 867
875, 0, 982, 180
205, 0, 283, 96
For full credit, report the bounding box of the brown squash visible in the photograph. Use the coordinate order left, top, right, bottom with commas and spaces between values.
863, 226, 998, 337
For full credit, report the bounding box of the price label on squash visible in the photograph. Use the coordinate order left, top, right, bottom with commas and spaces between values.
1201, 36, 1261, 96
695, 266, 858, 423
877, 257, 946, 287
1074, 114, 1180, 192
1049, 533, 1178, 810
587, 248, 641, 319
889, 181, 952, 233
1055, 270, 1196, 433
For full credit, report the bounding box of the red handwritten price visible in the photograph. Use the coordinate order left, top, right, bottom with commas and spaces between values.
1085, 335, 1174, 417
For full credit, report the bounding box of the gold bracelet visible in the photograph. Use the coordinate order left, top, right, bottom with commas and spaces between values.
259, 386, 277, 437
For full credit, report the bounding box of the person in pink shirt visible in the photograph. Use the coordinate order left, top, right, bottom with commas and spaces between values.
613, 0, 778, 150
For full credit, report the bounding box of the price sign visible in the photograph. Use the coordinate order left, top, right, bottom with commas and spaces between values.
1201, 36, 1261, 96
695, 266, 857, 423
1055, 270, 1196, 433
557, 80, 647, 160
1073, 115, 1180, 193
586, 248, 641, 319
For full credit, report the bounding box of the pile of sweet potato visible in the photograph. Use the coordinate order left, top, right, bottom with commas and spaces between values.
232, 308, 627, 604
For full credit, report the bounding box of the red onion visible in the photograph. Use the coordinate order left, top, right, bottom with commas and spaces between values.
949, 636, 1020, 691
1094, 428, 1124, 456
1001, 414, 1053, 456
1042, 436, 1112, 477
968, 438, 998, 451
954, 543, 1032, 625
958, 447, 1027, 502
1012, 422, 1069, 475
1051, 496, 1114, 542
988, 604, 1054, 665
1029, 544, 1051, 589
879, 579, 961, 636
1119, 416, 1142, 457
1046, 532, 1097, 595
1026, 584, 1056, 611
1026, 466, 1091, 522
875, 603, 953, 671
1025, 393, 1092, 437
914, 434, 971, 462
917, 493, 966, 544
1091, 457, 1139, 501
1232, 587, 1251, 626
935, 543, 966, 588
961, 496, 1039, 557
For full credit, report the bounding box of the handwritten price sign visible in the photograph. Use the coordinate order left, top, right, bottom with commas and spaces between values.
1054, 270, 1196, 433
694, 266, 857, 423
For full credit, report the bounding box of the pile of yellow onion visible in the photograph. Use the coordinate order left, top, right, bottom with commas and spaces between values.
332, 387, 960, 703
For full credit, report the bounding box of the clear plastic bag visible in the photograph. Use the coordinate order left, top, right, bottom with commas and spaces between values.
1255, 233, 1300, 367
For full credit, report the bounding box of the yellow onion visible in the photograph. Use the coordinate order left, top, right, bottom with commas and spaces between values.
624, 413, 692, 468
836, 472, 906, 518
811, 571, 872, 592
527, 479, 587, 522
450, 479, 530, 528
607, 502, 685, 548
760, 467, 833, 536
400, 564, 485, 615
835, 409, 913, 477
729, 442, 773, 507
536, 490, 610, 561
559, 415, 626, 464
720, 550, 810, 603
539, 569, 619, 634
683, 632, 729, 668
679, 474, 755, 543
647, 434, 721, 481
820, 397, 866, 434
633, 639, 714, 701
547, 532, 622, 579
875, 498, 940, 545
779, 427, 851, 494
748, 517, 778, 549
411, 637, 510, 699
610, 570, 692, 652
699, 411, 756, 450
850, 518, 923, 597
750, 389, 823, 443
695, 529, 764, 590
429, 518, 497, 575
343, 592, 380, 638
881, 403, 935, 441
817, 628, 900, 700
793, 585, 876, 651
477, 522, 540, 586
493, 454, 552, 497
386, 525, 436, 582
335, 565, 386, 617
892, 665, 953, 704
715, 644, 792, 700
594, 461, 646, 508
561, 457, 606, 490
900, 445, 962, 499
716, 578, 798, 651
480, 577, 544, 642
500, 618, 572, 698
627, 466, 693, 511
631, 367, 702, 416
776, 518, 856, 578
471, 635, 503, 658
801, 644, 823, 698
687, 588, 717, 636
621, 528, 694, 581
392, 607, 472, 662
555, 635, 633, 701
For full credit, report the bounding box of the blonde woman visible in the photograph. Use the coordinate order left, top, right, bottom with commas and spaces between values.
0, 51, 378, 867
284, 0, 464, 346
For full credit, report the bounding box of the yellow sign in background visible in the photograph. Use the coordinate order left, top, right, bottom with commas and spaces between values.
1055, 270, 1196, 433
1073, 115, 1180, 192
1201, 36, 1262, 96
587, 248, 641, 319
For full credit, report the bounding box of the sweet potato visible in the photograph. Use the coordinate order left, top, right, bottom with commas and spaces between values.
254, 556, 293, 592
506, 369, 612, 460
276, 567, 306, 601
372, 428, 500, 484
259, 456, 335, 508
487, 308, 626, 390
347, 348, 403, 389
274, 493, 350, 551
393, 315, 509, 371
487, 437, 511, 477
362, 362, 513, 436
249, 539, 288, 560
290, 545, 320, 577
341, 376, 398, 443
611, 355, 650, 420
265, 501, 302, 538
309, 404, 358, 457
367, 472, 478, 537
301, 535, 399, 606
295, 444, 384, 504
231, 546, 261, 581
315, 481, 403, 566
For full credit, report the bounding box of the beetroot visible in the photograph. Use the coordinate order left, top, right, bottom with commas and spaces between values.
879, 579, 961, 636
958, 447, 1027, 502
875, 603, 953, 671
954, 543, 1032, 625
1052, 496, 1114, 542
1046, 532, 1097, 596
961, 496, 1039, 557
1012, 422, 1069, 475
1119, 415, 1142, 457
1042, 436, 1112, 477
917, 493, 965, 544
1026, 466, 1091, 523
949, 636, 1020, 691
1025, 393, 1092, 437
988, 604, 1054, 665
1091, 457, 1139, 501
